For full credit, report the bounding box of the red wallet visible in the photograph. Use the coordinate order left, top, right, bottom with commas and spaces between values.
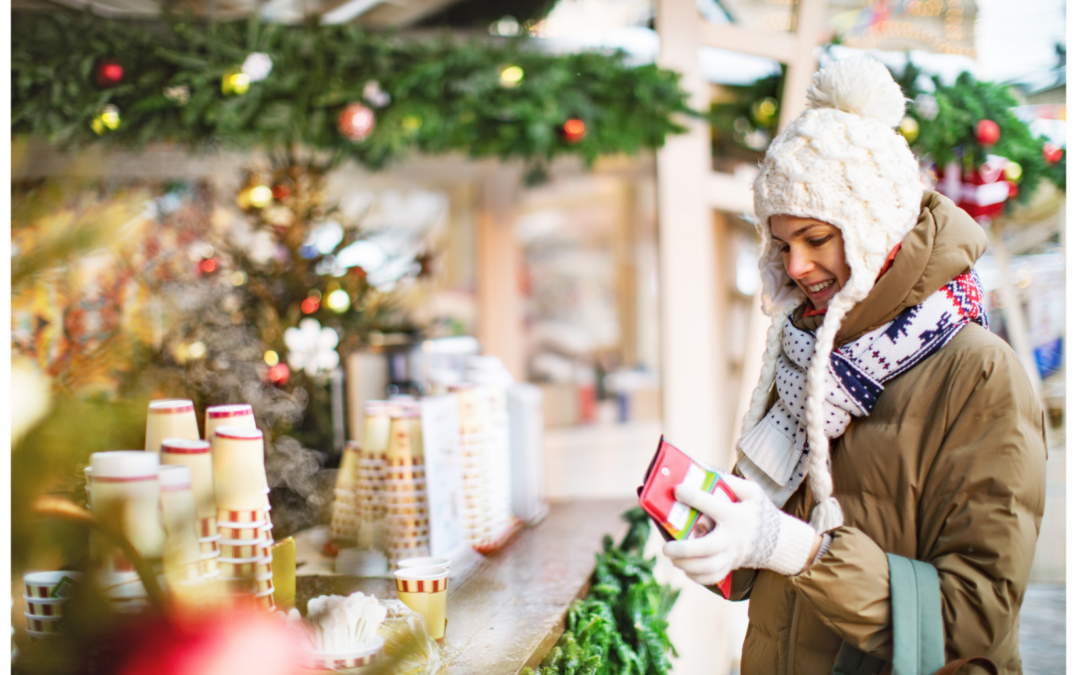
638, 435, 737, 598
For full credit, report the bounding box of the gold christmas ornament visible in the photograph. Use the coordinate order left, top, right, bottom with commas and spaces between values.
899, 116, 920, 143
222, 70, 250, 95
499, 65, 524, 87
91, 105, 121, 135
1004, 161, 1023, 183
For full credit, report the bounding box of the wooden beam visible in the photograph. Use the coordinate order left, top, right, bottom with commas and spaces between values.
477, 168, 526, 381
698, 20, 796, 63
778, 0, 828, 130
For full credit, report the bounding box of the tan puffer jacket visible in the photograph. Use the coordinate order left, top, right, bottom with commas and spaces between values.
728, 192, 1047, 674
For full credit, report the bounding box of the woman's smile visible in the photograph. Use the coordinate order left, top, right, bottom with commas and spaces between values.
769, 214, 851, 311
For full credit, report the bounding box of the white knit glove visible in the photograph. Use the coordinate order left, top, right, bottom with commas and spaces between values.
661, 474, 819, 585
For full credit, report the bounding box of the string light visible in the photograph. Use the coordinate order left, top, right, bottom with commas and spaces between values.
326, 289, 351, 313
500, 65, 524, 87
249, 185, 273, 208
264, 350, 279, 367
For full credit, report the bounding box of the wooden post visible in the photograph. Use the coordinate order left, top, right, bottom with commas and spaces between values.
477, 167, 526, 381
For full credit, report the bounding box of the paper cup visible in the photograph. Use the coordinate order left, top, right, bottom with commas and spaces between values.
204, 404, 256, 442
24, 571, 81, 600
394, 567, 448, 640
24, 615, 65, 634
199, 537, 221, 555
161, 439, 216, 519
211, 428, 271, 510
308, 636, 385, 671
217, 508, 268, 524
146, 399, 200, 454
23, 596, 66, 617
90, 451, 166, 561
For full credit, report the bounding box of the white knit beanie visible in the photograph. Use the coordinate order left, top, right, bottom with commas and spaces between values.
743, 56, 923, 533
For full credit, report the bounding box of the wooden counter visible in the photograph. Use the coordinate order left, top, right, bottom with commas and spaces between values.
296, 498, 636, 675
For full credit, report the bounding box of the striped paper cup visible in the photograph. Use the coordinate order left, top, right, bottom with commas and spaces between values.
197, 517, 218, 539
23, 596, 66, 618
27, 629, 57, 642
24, 614, 65, 634
308, 636, 385, 671
217, 508, 269, 524
24, 571, 81, 600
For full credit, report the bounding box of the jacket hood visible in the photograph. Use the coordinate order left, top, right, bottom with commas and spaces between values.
794, 190, 988, 345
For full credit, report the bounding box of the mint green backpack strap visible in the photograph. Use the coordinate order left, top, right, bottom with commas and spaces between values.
887, 553, 945, 675
832, 554, 945, 675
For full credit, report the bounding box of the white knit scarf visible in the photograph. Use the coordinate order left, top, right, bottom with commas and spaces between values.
737, 271, 987, 512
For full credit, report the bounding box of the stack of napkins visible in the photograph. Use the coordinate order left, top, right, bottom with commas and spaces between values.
289, 592, 388, 651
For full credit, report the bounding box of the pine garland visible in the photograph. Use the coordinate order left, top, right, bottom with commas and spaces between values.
12, 11, 692, 177
524, 508, 680, 675
900, 70, 1066, 205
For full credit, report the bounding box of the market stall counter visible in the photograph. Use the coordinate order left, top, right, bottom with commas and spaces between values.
295, 498, 635, 674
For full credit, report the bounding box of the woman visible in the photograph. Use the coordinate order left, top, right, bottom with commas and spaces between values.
661, 57, 1046, 673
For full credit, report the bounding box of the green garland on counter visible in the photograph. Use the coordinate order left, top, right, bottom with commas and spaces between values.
524, 508, 680, 675
12, 11, 692, 179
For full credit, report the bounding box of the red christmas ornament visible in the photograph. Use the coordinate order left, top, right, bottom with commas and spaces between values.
199, 258, 219, 274
337, 103, 376, 142
563, 118, 586, 143
95, 59, 125, 88
975, 119, 1000, 146
267, 363, 290, 386
1043, 143, 1063, 165
301, 296, 320, 314
271, 185, 290, 200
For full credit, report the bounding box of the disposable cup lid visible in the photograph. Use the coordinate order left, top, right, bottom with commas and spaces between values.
161, 439, 211, 454
157, 465, 192, 489
90, 451, 159, 479
149, 399, 195, 413
213, 426, 263, 441
22, 595, 66, 604
207, 404, 254, 419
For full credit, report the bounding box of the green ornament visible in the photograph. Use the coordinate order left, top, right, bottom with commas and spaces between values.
1004, 161, 1022, 183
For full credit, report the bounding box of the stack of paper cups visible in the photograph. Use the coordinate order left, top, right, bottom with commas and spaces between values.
23, 571, 80, 641
160, 439, 220, 578
145, 399, 200, 454
453, 385, 491, 545
211, 426, 274, 609
158, 465, 203, 584
216, 507, 275, 610
384, 412, 429, 563
356, 402, 392, 550
330, 441, 361, 545
479, 385, 515, 540
204, 404, 256, 441
89, 451, 166, 575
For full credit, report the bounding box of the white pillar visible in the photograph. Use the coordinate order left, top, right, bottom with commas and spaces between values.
656, 1, 731, 672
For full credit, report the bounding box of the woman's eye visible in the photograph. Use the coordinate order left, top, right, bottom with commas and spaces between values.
809, 236, 830, 246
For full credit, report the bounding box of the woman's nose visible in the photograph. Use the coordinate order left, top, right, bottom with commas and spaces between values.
786, 248, 814, 280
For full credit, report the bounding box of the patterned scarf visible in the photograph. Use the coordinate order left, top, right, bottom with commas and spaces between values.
737, 271, 987, 509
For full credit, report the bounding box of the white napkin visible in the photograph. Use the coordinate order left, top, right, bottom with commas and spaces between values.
298, 592, 389, 652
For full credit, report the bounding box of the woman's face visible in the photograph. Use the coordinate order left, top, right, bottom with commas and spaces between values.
770, 214, 851, 311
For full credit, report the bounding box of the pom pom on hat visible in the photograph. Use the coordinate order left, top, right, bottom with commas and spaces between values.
806, 56, 907, 128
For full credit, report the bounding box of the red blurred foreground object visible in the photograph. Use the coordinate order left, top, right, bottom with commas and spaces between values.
116, 610, 305, 675
267, 363, 290, 386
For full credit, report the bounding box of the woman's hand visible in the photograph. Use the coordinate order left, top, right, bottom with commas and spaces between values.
661, 475, 821, 585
